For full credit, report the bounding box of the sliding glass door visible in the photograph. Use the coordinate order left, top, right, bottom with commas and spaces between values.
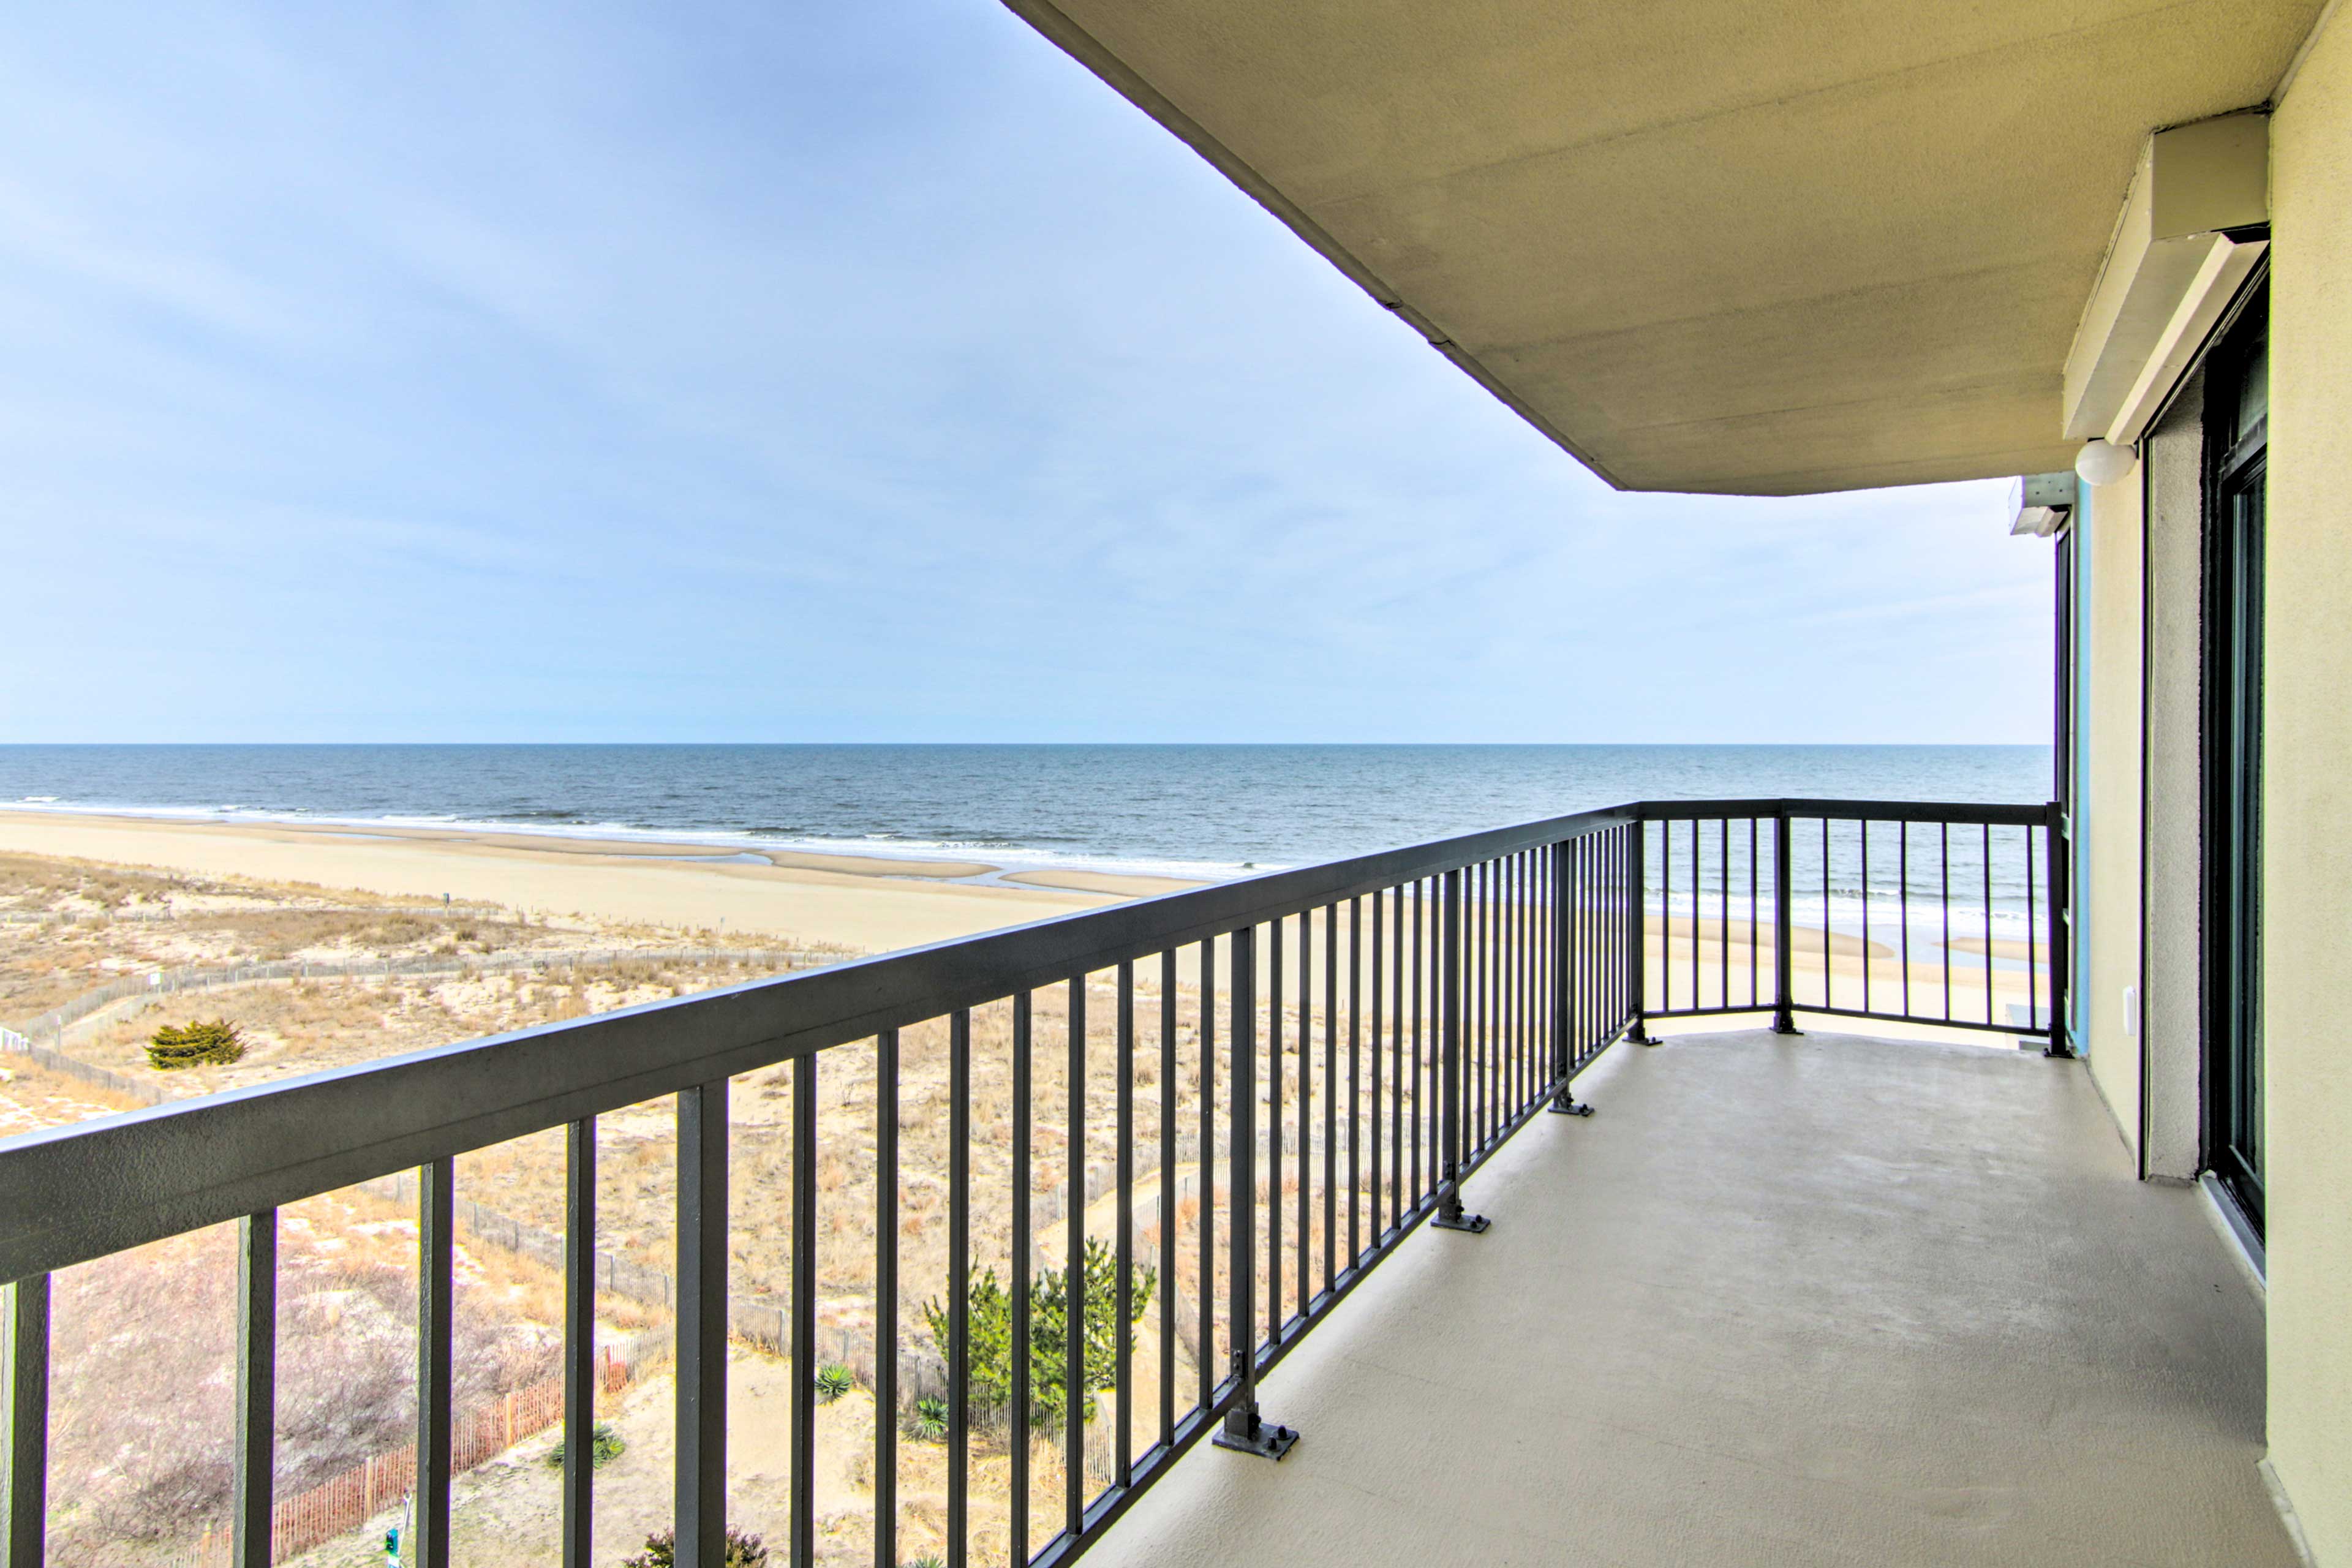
2204, 284, 2267, 1233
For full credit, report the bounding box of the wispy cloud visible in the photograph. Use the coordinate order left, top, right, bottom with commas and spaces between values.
0, 1, 2051, 744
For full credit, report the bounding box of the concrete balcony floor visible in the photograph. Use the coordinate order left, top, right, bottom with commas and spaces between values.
1088, 1028, 2295, 1568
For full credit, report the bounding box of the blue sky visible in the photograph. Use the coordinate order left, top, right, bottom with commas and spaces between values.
0, 3, 2054, 745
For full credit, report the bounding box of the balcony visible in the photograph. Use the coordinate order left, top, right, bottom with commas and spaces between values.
1080, 1023, 2289, 1568
0, 799, 2293, 1567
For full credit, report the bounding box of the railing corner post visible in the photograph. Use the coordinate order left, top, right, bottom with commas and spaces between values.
1773, 807, 1802, 1036
2043, 803, 2076, 1058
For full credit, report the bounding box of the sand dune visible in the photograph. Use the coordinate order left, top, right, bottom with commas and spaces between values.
0, 810, 1107, 955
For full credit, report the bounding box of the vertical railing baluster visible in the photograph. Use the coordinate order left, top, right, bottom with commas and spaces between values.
1390, 886, 1404, 1226
1577, 839, 1590, 1054
1115, 962, 1134, 1486
1346, 898, 1360, 1268
3, 1272, 48, 1568
1749, 818, 1760, 1008
2046, 809, 2074, 1057
792, 1058, 817, 1568
948, 1011, 971, 1568
1479, 861, 1493, 1142
1268, 920, 1284, 1334
1983, 824, 1996, 1026
2027, 829, 2041, 1035
1690, 818, 1701, 1014
1433, 869, 1487, 1234
676, 1082, 727, 1568
1628, 821, 1652, 1042
1552, 839, 1593, 1116
1214, 928, 1294, 1458
1368, 890, 1382, 1245
1506, 857, 1519, 1113
1409, 882, 1424, 1205
235, 1210, 277, 1568
875, 1032, 899, 1568
1660, 820, 1672, 1014
1296, 913, 1311, 1312
1011, 993, 1033, 1563
1942, 823, 1953, 1023
1322, 907, 1336, 1296
1821, 819, 1832, 1012
1065, 978, 1085, 1541
1901, 826, 1913, 1020
565, 1120, 597, 1568
1861, 819, 1872, 1016
1529, 851, 1541, 1099
1158, 955, 1175, 1452
1197, 943, 1214, 1417
417, 1158, 455, 1568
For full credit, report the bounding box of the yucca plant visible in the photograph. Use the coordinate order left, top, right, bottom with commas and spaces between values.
815, 1363, 855, 1403
904, 1395, 950, 1441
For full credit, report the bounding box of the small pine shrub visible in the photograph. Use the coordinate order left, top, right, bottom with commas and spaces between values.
905, 1395, 949, 1441
620, 1526, 768, 1567
545, 1421, 624, 1469
923, 1239, 1154, 1423
815, 1363, 854, 1403
146, 1019, 245, 1071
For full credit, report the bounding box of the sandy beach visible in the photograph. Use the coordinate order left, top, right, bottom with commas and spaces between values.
0, 810, 1202, 955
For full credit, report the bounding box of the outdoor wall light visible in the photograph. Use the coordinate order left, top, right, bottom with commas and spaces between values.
2074, 439, 2138, 488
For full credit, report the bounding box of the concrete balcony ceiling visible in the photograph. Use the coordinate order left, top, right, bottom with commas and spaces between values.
1006, 1, 2323, 495
1086, 1029, 2293, 1567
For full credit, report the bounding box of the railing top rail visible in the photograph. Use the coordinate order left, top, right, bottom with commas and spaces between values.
1635, 797, 2057, 827
0, 802, 1635, 1283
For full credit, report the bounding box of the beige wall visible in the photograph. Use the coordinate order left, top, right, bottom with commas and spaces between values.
2264, 10, 2352, 1560
2141, 375, 2207, 1181
2081, 466, 2146, 1159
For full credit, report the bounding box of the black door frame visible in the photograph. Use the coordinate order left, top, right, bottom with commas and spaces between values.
2199, 276, 2268, 1234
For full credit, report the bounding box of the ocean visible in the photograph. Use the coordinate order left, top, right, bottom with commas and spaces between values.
0, 744, 2051, 881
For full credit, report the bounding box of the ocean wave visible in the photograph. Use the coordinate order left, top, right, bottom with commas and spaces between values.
0, 797, 1261, 881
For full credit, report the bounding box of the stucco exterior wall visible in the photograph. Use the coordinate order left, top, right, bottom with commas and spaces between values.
2081, 469, 2146, 1158
2141, 374, 2206, 1182
2263, 12, 2352, 1559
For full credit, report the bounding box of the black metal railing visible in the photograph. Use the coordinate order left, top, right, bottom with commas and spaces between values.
0, 797, 2052, 1568
1635, 799, 2065, 1044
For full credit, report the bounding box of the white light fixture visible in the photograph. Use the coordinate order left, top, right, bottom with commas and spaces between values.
2075, 439, 2137, 488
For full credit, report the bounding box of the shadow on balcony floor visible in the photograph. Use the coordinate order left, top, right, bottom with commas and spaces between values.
1087, 1028, 2293, 1568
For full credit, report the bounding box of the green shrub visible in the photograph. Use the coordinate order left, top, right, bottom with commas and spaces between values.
905, 1395, 949, 1441
905, 1558, 946, 1568
815, 1363, 854, 1403
922, 1239, 1154, 1424
619, 1526, 767, 1567
146, 1018, 245, 1071
545, 1422, 624, 1469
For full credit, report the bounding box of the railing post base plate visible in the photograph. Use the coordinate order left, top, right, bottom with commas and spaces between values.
1547, 1091, 1594, 1117
1431, 1210, 1490, 1234
1771, 1015, 1803, 1037
1213, 1416, 1298, 1461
